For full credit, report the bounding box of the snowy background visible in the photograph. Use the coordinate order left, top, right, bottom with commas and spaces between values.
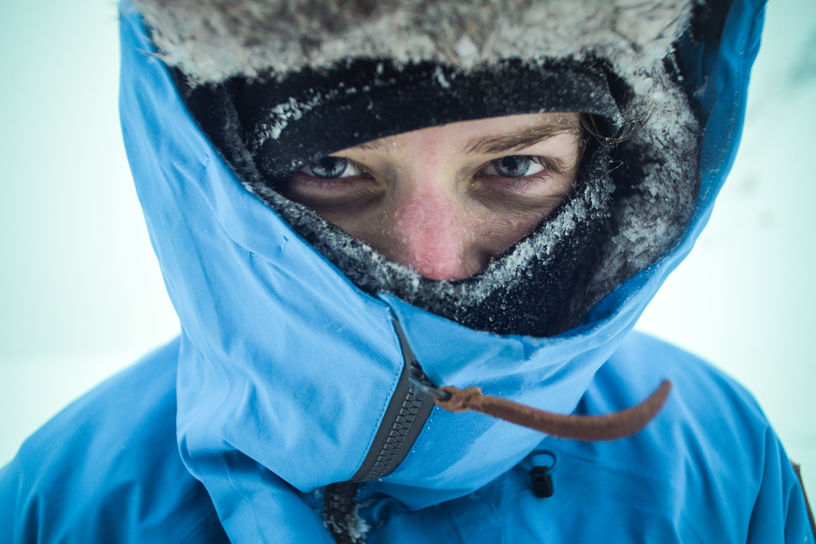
1, 0, 814, 497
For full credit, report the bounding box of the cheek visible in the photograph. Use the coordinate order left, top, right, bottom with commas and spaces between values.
321, 209, 390, 250
468, 209, 549, 255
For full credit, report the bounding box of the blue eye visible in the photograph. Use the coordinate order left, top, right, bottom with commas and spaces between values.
488, 156, 546, 178
301, 157, 353, 178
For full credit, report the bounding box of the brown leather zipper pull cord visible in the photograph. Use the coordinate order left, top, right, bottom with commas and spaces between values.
433, 380, 671, 441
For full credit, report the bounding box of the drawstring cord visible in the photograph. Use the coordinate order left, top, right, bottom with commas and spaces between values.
417, 379, 672, 441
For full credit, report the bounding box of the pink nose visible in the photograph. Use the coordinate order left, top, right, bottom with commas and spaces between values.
390, 188, 476, 280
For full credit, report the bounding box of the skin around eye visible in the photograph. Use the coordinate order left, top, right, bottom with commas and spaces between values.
284, 157, 381, 213
481, 156, 547, 178
298, 157, 363, 179
469, 152, 572, 212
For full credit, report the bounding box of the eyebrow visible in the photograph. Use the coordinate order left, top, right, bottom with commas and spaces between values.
353, 118, 583, 155
464, 120, 582, 155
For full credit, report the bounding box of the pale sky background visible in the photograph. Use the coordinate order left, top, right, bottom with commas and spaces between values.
1, 0, 814, 497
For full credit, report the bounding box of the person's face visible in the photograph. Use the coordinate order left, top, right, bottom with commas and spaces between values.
282, 113, 584, 280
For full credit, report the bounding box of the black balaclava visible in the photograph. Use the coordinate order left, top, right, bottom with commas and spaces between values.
178, 58, 625, 336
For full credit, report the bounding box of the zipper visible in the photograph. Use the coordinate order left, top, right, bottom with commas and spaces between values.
323, 316, 436, 542
349, 316, 437, 482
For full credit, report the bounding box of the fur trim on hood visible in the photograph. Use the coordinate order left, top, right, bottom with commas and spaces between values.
131, 0, 694, 85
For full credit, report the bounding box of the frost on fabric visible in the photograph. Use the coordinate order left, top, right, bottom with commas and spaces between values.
254, 97, 309, 141
322, 502, 371, 544
251, 94, 324, 145
347, 504, 371, 541
589, 66, 700, 302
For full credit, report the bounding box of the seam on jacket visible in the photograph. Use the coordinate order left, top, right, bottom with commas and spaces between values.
221, 450, 266, 542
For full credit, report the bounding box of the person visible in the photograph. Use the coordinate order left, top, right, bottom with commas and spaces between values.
1, 0, 813, 542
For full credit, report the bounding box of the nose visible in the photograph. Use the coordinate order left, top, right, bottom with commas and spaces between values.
388, 185, 482, 281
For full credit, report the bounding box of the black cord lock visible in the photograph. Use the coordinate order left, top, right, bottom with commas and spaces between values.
529, 450, 557, 499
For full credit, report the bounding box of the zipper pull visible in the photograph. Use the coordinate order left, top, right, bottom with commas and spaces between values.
409, 365, 451, 401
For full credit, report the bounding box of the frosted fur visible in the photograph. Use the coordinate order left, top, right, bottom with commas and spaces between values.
131, 0, 693, 86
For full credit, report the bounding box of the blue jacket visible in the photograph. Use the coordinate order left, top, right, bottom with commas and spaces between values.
1, 0, 813, 542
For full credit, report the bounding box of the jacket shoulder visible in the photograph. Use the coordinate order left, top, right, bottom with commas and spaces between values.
553, 330, 812, 542
0, 338, 227, 544
605, 330, 766, 417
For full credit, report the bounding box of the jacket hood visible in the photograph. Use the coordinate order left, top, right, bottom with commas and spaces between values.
118, 0, 764, 537
132, 0, 701, 338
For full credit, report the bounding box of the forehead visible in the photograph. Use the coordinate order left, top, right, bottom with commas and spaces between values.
339, 112, 582, 155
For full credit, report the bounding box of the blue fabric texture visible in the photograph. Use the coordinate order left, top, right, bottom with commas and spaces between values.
1, 0, 812, 542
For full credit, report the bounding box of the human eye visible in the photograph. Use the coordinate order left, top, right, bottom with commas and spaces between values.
298, 156, 363, 179
283, 155, 380, 212
471, 153, 574, 211
480, 156, 549, 179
